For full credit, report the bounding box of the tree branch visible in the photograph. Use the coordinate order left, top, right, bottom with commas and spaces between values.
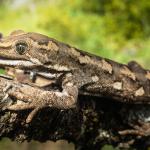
0, 75, 150, 150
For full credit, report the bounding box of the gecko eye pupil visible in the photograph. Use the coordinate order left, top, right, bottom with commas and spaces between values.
15, 43, 28, 55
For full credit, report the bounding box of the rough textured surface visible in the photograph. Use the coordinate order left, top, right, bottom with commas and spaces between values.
0, 31, 150, 105
0, 77, 150, 150
0, 31, 150, 150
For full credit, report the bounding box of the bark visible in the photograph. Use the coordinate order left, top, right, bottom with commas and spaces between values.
0, 74, 150, 150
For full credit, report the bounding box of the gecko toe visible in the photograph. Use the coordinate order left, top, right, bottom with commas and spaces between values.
26, 106, 46, 123
7, 103, 34, 111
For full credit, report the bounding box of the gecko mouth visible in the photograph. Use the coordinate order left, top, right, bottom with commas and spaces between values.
0, 56, 37, 80
0, 55, 36, 68
0, 57, 63, 81
0, 59, 35, 67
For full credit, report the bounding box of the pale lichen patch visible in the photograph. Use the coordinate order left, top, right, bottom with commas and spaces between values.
70, 47, 81, 57
52, 64, 70, 71
32, 40, 59, 51
66, 82, 74, 86
101, 59, 112, 74
79, 55, 92, 64
79, 56, 112, 74
146, 71, 150, 80
113, 82, 122, 90
92, 75, 99, 82
26, 53, 43, 65
48, 41, 59, 51
135, 87, 145, 96
121, 66, 136, 81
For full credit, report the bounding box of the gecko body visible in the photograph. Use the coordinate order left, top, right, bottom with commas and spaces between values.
0, 30, 149, 122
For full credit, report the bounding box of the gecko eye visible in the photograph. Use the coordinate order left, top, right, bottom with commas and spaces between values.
15, 42, 28, 55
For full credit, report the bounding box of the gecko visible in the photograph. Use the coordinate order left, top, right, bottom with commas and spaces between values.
0, 30, 150, 123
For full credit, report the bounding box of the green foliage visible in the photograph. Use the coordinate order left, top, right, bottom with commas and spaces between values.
102, 145, 119, 150
77, 0, 150, 39
0, 0, 149, 68
0, 1, 150, 149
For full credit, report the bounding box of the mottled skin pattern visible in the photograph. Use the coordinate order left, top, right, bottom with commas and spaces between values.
0, 30, 150, 123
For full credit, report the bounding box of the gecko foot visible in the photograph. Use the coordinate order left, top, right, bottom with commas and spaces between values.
6, 79, 78, 123
119, 129, 143, 136
119, 121, 150, 136
6, 86, 54, 123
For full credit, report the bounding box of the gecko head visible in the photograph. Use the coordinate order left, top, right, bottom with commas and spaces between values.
0, 30, 62, 71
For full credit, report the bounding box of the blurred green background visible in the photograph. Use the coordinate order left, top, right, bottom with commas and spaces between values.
0, 0, 150, 149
